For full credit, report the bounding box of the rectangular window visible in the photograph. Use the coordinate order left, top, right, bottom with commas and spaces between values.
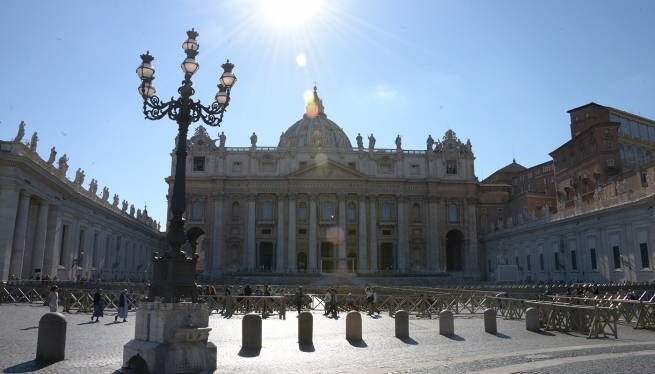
612, 246, 621, 270
261, 229, 272, 235
591, 142, 597, 153
446, 162, 457, 174
298, 206, 307, 220
640, 243, 650, 269
348, 229, 356, 235
193, 157, 205, 171
570, 155, 575, 164
298, 228, 307, 235
527, 255, 531, 271
571, 250, 577, 270
232, 162, 242, 172
630, 120, 640, 138
410, 164, 420, 175
605, 140, 613, 149
649, 126, 655, 143
382, 229, 392, 236
607, 159, 614, 166
590, 248, 598, 270
539, 253, 544, 271
347, 206, 356, 221
528, 172, 533, 178
262, 162, 275, 171
554, 252, 560, 271
620, 117, 630, 135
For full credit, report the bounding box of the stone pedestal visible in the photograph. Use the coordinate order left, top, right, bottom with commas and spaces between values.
439, 310, 454, 336
123, 302, 216, 374
346, 311, 362, 341
525, 307, 540, 332
36, 312, 67, 362
394, 310, 409, 339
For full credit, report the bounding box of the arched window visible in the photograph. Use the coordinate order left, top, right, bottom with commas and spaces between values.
298, 202, 307, 221
646, 150, 653, 164
262, 201, 273, 219
412, 203, 420, 222
347, 202, 356, 221
619, 143, 625, 162
191, 201, 202, 219
231, 202, 240, 219
381, 202, 391, 220
627, 144, 636, 163
448, 203, 458, 223
322, 201, 333, 219
637, 148, 645, 166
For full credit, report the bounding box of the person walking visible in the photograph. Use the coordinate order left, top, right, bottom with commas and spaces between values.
329, 288, 338, 318
115, 289, 129, 322
295, 286, 304, 313
323, 288, 332, 316
46, 285, 59, 312
92, 288, 104, 322
244, 284, 252, 313
370, 287, 380, 315
365, 287, 373, 315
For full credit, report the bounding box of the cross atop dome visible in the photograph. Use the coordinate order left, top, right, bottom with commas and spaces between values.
306, 84, 325, 118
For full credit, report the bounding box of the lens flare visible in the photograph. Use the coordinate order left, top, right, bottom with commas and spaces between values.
303, 90, 314, 104
296, 53, 307, 67
326, 226, 344, 244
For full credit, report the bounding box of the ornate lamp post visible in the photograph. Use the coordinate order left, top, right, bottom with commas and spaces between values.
136, 29, 236, 302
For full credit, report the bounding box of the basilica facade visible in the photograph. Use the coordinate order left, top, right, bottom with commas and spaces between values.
175, 88, 480, 278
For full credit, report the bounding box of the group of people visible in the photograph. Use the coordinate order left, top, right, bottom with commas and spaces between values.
322, 287, 380, 317
201, 284, 278, 317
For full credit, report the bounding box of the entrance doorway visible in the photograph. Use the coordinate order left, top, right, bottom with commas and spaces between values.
259, 242, 274, 269
380, 243, 394, 270
446, 230, 464, 271
347, 252, 357, 272
297, 252, 307, 271
321, 242, 335, 271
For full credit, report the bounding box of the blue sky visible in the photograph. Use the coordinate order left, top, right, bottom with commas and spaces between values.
1, 0, 654, 226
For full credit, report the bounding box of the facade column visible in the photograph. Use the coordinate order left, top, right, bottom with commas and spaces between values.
337, 194, 347, 265
357, 194, 367, 271
210, 193, 225, 278
396, 194, 406, 270
0, 185, 21, 281
368, 194, 378, 271
428, 195, 440, 272
30, 201, 50, 277
308, 193, 318, 271
287, 193, 297, 270
276, 193, 286, 269
41, 205, 61, 277
466, 196, 479, 274
246, 193, 257, 269
9, 191, 31, 279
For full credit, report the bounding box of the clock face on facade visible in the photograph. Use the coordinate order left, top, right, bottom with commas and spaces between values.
445, 140, 457, 153
196, 138, 205, 146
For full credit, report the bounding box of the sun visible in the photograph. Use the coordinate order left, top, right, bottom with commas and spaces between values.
261, 0, 324, 27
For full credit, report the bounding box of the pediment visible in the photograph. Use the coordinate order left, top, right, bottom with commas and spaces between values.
287, 159, 369, 179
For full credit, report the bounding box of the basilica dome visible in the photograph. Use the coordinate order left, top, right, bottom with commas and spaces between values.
277, 87, 353, 150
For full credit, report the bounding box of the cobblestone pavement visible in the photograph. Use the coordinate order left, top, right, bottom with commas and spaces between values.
1, 303, 655, 373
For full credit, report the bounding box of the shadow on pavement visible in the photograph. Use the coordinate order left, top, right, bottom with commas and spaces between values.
299, 343, 315, 352
19, 326, 37, 331
347, 340, 368, 348
446, 334, 465, 341
535, 330, 556, 337
3, 360, 55, 373
238, 348, 261, 357
399, 337, 418, 345
493, 332, 511, 339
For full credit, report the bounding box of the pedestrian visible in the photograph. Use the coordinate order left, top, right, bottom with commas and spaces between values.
262, 284, 271, 317
346, 293, 358, 311
365, 287, 373, 315
323, 288, 332, 316
329, 288, 338, 318
115, 289, 129, 322
47, 285, 59, 312
295, 286, 304, 313
244, 284, 253, 313
370, 287, 380, 315
92, 288, 104, 322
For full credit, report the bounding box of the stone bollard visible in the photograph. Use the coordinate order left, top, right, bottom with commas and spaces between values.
439, 309, 454, 336
484, 308, 497, 334
345, 311, 362, 341
525, 307, 540, 332
298, 312, 313, 345
395, 310, 409, 339
36, 312, 67, 362
242, 314, 262, 349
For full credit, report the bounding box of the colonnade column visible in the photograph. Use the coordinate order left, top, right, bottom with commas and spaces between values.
30, 201, 50, 277
466, 196, 479, 273
396, 194, 406, 270
337, 194, 347, 265
428, 195, 440, 272
210, 193, 224, 278
0, 185, 21, 281
9, 191, 31, 279
246, 193, 256, 269
357, 194, 367, 271
276, 193, 286, 269
287, 193, 297, 270
308, 193, 317, 271
368, 194, 378, 271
